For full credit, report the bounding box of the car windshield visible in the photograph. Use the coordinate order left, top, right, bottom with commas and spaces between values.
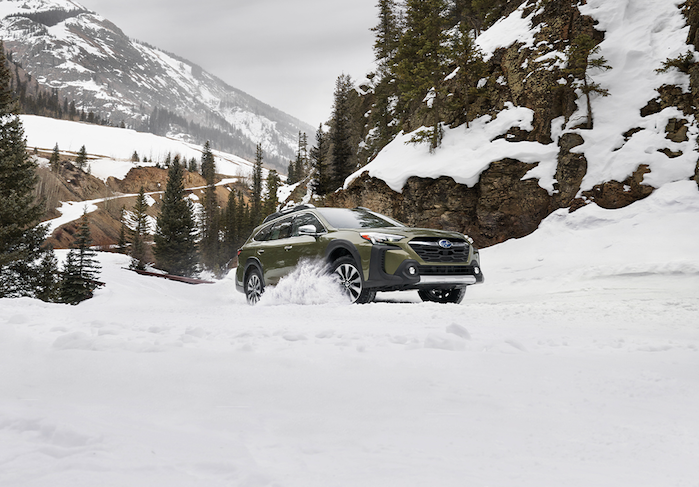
316, 208, 404, 229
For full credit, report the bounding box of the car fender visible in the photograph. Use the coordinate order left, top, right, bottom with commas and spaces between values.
324, 240, 362, 268
243, 257, 265, 286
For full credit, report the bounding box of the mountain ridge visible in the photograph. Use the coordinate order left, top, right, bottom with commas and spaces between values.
0, 0, 313, 172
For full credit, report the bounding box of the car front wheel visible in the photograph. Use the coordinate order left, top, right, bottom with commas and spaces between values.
244, 267, 264, 305
418, 287, 466, 304
332, 257, 375, 304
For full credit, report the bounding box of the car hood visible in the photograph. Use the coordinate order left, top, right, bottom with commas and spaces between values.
356, 227, 467, 241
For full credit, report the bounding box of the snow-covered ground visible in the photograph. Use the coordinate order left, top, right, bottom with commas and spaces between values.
2, 180, 698, 486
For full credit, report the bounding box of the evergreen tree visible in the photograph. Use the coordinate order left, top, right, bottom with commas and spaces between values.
49, 142, 60, 171
75, 145, 88, 170
221, 189, 239, 264
188, 157, 198, 173
263, 170, 281, 217
36, 247, 60, 303
372, 0, 402, 66
153, 156, 197, 276
199, 146, 221, 273
328, 74, 358, 191
117, 205, 128, 254
310, 124, 331, 197
448, 15, 487, 128
393, 0, 450, 150
0, 41, 51, 299
59, 211, 101, 305
293, 132, 308, 181
128, 187, 150, 270
251, 143, 264, 225
131, 150, 140, 163
287, 159, 297, 184
563, 34, 612, 129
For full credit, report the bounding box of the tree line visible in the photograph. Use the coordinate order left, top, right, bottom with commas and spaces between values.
119, 141, 282, 279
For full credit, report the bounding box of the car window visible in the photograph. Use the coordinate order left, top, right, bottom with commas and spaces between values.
292, 213, 325, 236
253, 224, 273, 241
316, 208, 404, 229
269, 217, 293, 240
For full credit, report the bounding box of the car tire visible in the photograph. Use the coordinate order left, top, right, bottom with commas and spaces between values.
418, 287, 466, 304
244, 267, 264, 305
331, 256, 375, 304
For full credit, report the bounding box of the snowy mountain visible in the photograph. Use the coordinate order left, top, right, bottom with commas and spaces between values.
0, 0, 314, 171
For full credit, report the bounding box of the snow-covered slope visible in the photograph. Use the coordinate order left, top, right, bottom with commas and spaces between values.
348, 0, 697, 196
21, 115, 256, 181
1, 179, 698, 486
0, 0, 314, 169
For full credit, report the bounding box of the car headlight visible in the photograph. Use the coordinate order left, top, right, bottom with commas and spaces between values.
463, 234, 474, 244
360, 232, 404, 245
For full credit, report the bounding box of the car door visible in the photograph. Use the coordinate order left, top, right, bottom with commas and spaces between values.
258, 217, 293, 285
281, 212, 327, 271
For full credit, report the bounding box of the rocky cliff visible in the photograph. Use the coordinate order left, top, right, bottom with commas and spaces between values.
328, 0, 699, 248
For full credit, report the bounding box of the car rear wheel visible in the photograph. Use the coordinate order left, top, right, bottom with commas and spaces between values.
245, 267, 264, 305
418, 287, 466, 304
332, 257, 375, 304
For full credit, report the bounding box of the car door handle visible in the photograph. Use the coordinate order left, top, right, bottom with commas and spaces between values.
284, 246, 293, 251
257, 249, 264, 255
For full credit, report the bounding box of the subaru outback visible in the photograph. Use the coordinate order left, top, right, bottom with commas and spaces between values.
235, 205, 484, 304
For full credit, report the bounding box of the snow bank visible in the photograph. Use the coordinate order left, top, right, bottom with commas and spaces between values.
345, 103, 558, 192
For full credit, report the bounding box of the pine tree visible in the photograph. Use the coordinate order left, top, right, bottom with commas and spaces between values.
394, 0, 450, 149
563, 34, 612, 129
310, 124, 331, 197
153, 156, 197, 276
263, 169, 281, 217
328, 74, 358, 191
117, 206, 128, 254
287, 159, 297, 184
75, 145, 88, 170
221, 189, 239, 264
131, 150, 140, 163
59, 211, 101, 305
292, 132, 308, 181
448, 15, 487, 128
0, 41, 51, 299
36, 248, 60, 303
251, 143, 264, 225
199, 146, 221, 273
372, 0, 402, 67
49, 142, 60, 171
128, 187, 150, 270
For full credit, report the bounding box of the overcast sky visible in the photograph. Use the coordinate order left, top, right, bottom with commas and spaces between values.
77, 0, 378, 126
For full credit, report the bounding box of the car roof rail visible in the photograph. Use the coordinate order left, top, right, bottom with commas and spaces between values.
262, 203, 316, 223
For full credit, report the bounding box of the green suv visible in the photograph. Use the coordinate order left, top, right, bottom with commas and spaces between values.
235, 205, 484, 305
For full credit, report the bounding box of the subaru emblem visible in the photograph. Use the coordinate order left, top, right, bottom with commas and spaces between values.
438, 239, 453, 249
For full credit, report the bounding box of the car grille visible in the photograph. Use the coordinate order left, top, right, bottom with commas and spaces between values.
408, 238, 470, 263
419, 265, 474, 276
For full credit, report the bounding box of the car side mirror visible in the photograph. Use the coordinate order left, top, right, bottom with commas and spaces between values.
298, 224, 319, 236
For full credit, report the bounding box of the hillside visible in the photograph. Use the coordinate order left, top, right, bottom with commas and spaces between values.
23, 116, 264, 249
0, 0, 315, 172
325, 0, 699, 248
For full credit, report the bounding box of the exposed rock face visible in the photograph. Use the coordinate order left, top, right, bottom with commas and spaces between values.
327, 160, 551, 249
327, 0, 699, 247
107, 167, 206, 194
